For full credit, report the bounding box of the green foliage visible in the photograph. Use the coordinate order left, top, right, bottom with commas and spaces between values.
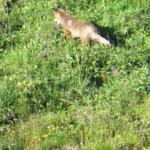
0, 0, 150, 149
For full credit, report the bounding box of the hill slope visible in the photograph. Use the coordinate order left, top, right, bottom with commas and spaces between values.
0, 0, 150, 149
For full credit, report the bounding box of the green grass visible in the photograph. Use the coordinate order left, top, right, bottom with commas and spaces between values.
0, 0, 150, 149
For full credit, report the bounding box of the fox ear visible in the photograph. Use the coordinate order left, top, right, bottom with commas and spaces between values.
53, 8, 58, 16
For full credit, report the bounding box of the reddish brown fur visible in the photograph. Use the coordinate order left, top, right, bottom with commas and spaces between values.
54, 9, 111, 46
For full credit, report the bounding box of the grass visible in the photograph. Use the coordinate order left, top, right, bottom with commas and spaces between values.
0, 0, 150, 149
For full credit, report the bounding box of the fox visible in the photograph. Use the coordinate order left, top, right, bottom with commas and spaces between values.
53, 8, 112, 46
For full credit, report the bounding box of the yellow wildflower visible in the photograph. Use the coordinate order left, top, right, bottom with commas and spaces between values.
42, 134, 48, 139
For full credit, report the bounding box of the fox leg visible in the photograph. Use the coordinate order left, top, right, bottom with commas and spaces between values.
80, 34, 90, 45
64, 28, 71, 38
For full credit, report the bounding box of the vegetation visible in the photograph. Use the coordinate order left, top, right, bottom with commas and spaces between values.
0, 0, 150, 149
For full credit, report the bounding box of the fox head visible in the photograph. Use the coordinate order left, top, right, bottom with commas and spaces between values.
53, 8, 66, 27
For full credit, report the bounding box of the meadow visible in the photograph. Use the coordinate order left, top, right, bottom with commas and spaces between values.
0, 0, 150, 149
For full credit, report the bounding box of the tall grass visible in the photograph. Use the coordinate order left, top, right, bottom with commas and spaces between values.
0, 0, 150, 149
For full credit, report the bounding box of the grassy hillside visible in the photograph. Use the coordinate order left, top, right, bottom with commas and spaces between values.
0, 0, 150, 149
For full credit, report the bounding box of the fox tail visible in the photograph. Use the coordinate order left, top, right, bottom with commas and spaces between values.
92, 32, 112, 47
